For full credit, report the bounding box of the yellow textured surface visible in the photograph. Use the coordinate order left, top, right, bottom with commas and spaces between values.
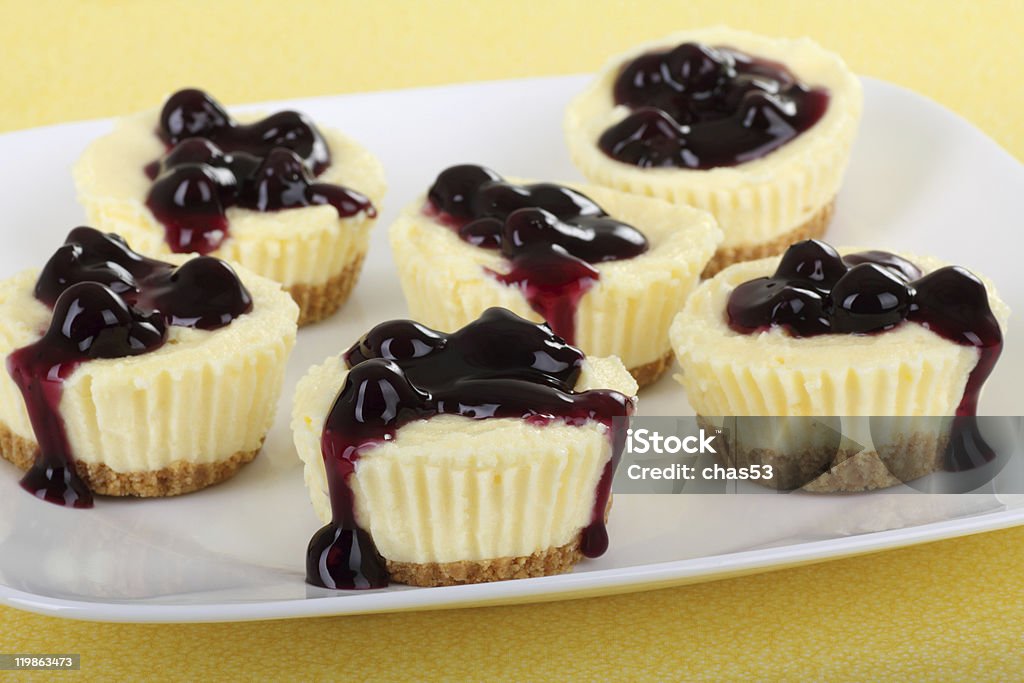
1, 0, 1023, 679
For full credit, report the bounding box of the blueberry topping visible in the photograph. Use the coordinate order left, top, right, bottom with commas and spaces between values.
600, 43, 830, 169
726, 240, 994, 344
425, 165, 649, 343
146, 88, 375, 255
158, 88, 328, 173
309, 308, 634, 589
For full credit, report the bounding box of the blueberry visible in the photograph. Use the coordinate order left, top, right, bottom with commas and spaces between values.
161, 138, 225, 169
336, 359, 430, 427
501, 208, 563, 254
727, 278, 829, 336
453, 308, 585, 383
149, 165, 225, 218
829, 263, 911, 333
64, 227, 150, 274
738, 90, 793, 132
471, 182, 534, 219
500, 208, 648, 264
522, 183, 605, 219
49, 282, 166, 358
910, 266, 1000, 347
458, 218, 504, 248
774, 240, 847, 287
471, 181, 607, 221
597, 108, 687, 168
571, 215, 649, 262
843, 250, 922, 282
613, 52, 671, 105
769, 286, 830, 335
248, 111, 329, 173
35, 229, 148, 306
427, 165, 502, 218
346, 320, 446, 367
665, 42, 723, 92
248, 147, 311, 211
159, 88, 231, 143
152, 256, 253, 330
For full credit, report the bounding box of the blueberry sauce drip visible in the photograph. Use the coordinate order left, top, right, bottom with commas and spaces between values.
307, 308, 634, 589
6, 227, 253, 507
145, 89, 375, 255
726, 239, 1003, 473
599, 43, 830, 169
425, 165, 648, 344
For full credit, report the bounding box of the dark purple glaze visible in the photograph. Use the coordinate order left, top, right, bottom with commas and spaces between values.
424, 165, 648, 343
146, 89, 375, 255
599, 43, 830, 169
6, 228, 253, 507
726, 240, 1003, 473
158, 88, 330, 174
307, 308, 634, 589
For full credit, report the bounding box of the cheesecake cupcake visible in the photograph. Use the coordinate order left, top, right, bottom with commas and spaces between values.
0, 227, 298, 506
670, 240, 1009, 491
389, 164, 721, 387
565, 27, 862, 275
292, 307, 638, 588
74, 88, 386, 325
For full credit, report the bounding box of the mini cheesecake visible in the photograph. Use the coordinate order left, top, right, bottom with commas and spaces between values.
0, 227, 298, 506
670, 240, 1009, 491
74, 88, 386, 326
565, 27, 862, 275
292, 308, 638, 588
389, 165, 721, 387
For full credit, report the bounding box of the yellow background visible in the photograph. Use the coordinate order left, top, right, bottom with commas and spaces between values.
2, 0, 1023, 679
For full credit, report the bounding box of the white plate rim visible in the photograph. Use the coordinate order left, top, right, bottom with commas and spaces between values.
2, 504, 1021, 623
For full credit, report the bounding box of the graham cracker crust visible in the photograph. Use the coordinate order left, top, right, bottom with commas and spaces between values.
628, 350, 674, 388
0, 420, 259, 498
287, 252, 367, 327
386, 537, 585, 587
702, 199, 835, 278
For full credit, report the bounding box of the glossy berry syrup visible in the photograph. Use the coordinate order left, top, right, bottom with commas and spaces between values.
599, 43, 829, 169
425, 165, 648, 344
307, 308, 635, 589
146, 89, 375, 255
726, 240, 1003, 474
6, 227, 252, 507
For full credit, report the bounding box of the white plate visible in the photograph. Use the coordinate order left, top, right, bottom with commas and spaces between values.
0, 76, 1022, 623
